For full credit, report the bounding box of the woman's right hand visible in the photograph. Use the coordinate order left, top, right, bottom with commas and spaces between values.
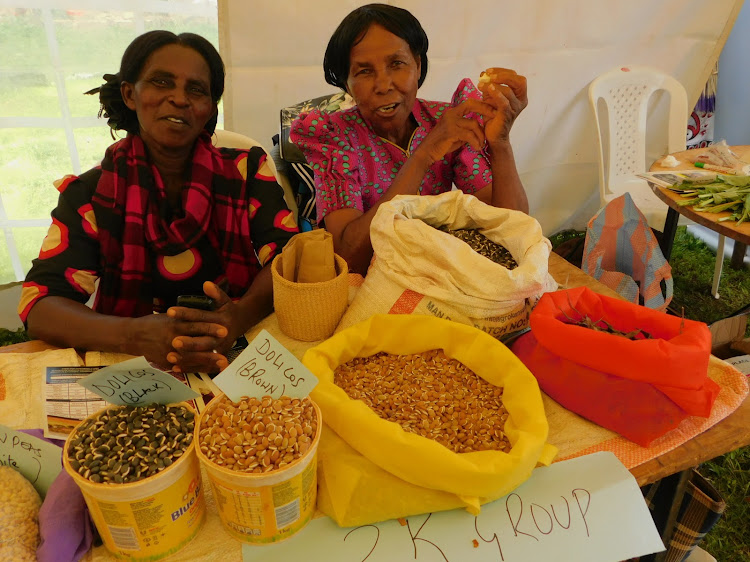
414, 98, 497, 166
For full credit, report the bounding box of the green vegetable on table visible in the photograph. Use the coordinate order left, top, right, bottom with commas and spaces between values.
670, 174, 750, 225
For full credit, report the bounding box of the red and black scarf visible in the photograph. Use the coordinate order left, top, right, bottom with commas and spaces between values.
91, 132, 258, 317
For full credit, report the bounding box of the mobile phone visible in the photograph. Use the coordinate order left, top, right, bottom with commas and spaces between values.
176, 295, 214, 311
225, 335, 249, 364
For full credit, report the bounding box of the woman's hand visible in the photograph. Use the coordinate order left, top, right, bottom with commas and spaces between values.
478, 68, 528, 148
122, 313, 223, 373
164, 281, 241, 374
414, 98, 497, 166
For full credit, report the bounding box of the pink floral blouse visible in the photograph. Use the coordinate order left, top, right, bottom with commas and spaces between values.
290, 79, 493, 223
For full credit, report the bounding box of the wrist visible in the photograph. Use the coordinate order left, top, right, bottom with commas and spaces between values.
488, 139, 514, 158
232, 297, 267, 341
409, 145, 438, 171
120, 316, 141, 356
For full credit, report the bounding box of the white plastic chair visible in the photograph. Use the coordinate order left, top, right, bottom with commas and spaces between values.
589, 66, 727, 298
212, 129, 298, 221
589, 65, 688, 232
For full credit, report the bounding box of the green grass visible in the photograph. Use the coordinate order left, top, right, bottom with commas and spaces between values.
701, 448, 750, 561
669, 227, 750, 326
0, 327, 30, 347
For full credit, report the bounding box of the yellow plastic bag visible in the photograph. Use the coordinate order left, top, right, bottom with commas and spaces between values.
304, 314, 557, 526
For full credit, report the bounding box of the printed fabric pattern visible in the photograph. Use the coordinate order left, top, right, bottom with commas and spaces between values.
290, 79, 493, 223
19, 133, 297, 321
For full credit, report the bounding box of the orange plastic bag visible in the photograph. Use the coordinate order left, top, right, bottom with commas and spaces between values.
512, 287, 720, 446
303, 314, 556, 526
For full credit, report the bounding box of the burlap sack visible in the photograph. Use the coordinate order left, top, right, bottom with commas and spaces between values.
336, 191, 557, 338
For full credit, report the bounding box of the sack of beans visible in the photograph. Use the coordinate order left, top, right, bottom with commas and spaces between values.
512, 287, 720, 446
304, 314, 557, 526
336, 190, 557, 340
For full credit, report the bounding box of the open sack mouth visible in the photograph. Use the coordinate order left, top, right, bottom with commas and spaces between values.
164, 116, 188, 124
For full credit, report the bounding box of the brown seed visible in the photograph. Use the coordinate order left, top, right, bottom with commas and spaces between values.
198, 394, 317, 474
333, 350, 511, 454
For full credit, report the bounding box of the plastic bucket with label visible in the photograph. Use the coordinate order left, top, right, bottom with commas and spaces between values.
62, 403, 205, 561
195, 393, 321, 544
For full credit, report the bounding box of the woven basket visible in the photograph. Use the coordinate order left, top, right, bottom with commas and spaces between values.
271, 253, 349, 341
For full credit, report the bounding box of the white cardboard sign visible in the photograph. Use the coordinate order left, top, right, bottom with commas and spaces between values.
213, 329, 318, 402
242, 452, 664, 562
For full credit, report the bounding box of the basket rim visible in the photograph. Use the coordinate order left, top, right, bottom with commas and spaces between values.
271, 253, 349, 288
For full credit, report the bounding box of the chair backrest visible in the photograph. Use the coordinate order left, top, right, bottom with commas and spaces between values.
278, 92, 355, 230
588, 65, 688, 202
212, 129, 298, 220
212, 129, 266, 150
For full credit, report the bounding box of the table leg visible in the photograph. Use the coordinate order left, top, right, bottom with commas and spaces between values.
659, 208, 679, 261
711, 236, 726, 299
730, 242, 747, 270
653, 470, 691, 562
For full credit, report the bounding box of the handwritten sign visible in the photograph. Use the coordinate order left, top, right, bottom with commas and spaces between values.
0, 425, 62, 498
78, 357, 199, 406
213, 329, 318, 402
242, 452, 664, 562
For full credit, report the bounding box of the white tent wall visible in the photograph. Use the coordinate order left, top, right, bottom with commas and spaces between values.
218, 0, 742, 235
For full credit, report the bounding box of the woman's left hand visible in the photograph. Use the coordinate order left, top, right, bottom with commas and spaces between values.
478, 68, 528, 147
165, 281, 243, 373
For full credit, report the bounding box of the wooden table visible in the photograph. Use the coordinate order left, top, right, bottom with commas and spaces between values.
3, 253, 747, 562
3, 253, 747, 487
649, 145, 750, 264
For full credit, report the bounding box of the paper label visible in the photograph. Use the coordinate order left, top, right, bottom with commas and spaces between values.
78, 357, 200, 406
0, 424, 62, 498
213, 329, 318, 402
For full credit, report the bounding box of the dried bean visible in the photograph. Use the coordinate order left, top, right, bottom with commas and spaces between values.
437, 226, 518, 269
198, 395, 318, 474
333, 350, 511, 454
66, 404, 194, 484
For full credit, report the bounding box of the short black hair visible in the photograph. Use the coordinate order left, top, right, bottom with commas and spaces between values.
323, 3, 429, 90
94, 30, 224, 135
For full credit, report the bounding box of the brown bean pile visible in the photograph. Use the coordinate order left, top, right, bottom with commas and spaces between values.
198, 395, 318, 473
438, 227, 518, 269
333, 350, 511, 454
67, 404, 194, 484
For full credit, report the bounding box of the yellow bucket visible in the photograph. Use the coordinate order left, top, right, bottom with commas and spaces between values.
63, 404, 205, 561
195, 394, 321, 544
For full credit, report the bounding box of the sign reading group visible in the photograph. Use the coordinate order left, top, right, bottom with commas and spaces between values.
242, 452, 665, 562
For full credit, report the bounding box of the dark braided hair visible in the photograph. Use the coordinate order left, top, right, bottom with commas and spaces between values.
85, 30, 225, 137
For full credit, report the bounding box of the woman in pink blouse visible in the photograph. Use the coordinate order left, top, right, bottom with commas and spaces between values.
291, 3, 528, 274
